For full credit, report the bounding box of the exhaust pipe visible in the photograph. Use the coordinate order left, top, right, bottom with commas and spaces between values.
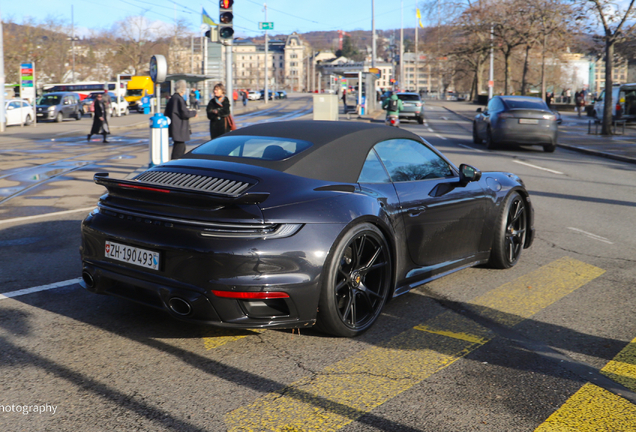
168, 297, 192, 316
82, 270, 95, 289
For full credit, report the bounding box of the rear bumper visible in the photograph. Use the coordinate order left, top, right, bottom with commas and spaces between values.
80, 210, 345, 329
493, 121, 557, 145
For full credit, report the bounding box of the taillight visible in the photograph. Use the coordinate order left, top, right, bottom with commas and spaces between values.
212, 290, 290, 299
542, 114, 556, 121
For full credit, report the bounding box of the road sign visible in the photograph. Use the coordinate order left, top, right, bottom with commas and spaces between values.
259, 22, 274, 30
369, 67, 381, 78
488, 80, 494, 88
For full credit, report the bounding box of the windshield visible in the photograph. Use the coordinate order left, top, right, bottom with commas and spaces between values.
397, 94, 420, 101
503, 98, 548, 110
37, 95, 62, 106
192, 135, 313, 161
127, 89, 144, 97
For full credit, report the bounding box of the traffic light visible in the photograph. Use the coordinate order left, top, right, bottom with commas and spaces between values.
219, 0, 234, 40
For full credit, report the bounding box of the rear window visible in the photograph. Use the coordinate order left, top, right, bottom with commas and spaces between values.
503, 98, 547, 110
192, 135, 313, 161
397, 94, 421, 101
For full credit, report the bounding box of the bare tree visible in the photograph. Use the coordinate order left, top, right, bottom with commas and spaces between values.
108, 16, 165, 76
585, 0, 636, 134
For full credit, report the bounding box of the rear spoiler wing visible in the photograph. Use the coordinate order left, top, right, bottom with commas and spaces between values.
94, 173, 269, 205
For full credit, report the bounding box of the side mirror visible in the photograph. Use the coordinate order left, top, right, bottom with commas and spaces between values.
459, 164, 482, 185
476, 108, 482, 113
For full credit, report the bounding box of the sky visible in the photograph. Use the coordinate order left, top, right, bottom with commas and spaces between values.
1, 0, 425, 39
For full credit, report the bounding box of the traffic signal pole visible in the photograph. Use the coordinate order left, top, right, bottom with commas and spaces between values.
226, 42, 233, 113
264, 3, 268, 105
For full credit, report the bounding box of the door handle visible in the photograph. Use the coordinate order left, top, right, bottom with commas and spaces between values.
408, 206, 426, 217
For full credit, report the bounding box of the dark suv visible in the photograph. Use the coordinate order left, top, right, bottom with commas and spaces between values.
36, 92, 82, 122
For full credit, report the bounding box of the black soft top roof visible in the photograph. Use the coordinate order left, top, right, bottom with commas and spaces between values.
183, 121, 423, 183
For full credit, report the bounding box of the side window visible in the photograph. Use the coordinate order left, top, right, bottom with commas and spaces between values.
358, 149, 390, 183
374, 139, 454, 182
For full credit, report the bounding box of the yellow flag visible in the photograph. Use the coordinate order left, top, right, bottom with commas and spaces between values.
416, 8, 424, 28
202, 8, 217, 26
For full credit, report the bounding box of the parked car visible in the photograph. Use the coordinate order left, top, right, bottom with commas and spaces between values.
36, 92, 82, 122
396, 92, 424, 124
275, 90, 287, 99
473, 95, 558, 152
593, 83, 636, 121
259, 90, 274, 100
80, 121, 534, 337
247, 91, 261, 101
3, 99, 34, 126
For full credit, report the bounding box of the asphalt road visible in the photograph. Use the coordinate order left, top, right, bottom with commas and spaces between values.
0, 95, 635, 431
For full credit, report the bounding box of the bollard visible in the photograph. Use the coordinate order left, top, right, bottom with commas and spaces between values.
149, 113, 171, 167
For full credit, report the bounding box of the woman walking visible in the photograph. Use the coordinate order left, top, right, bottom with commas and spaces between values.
87, 93, 110, 143
164, 80, 198, 159
206, 83, 231, 140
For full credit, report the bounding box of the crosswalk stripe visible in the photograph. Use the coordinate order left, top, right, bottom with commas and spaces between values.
535, 337, 636, 431
224, 257, 604, 431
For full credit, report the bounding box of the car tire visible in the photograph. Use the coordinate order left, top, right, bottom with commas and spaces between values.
543, 143, 556, 153
24, 114, 32, 126
55, 112, 64, 123
488, 192, 527, 269
485, 127, 497, 150
472, 123, 481, 144
124, 107, 129, 116
417, 116, 424, 125
75, 111, 82, 120
315, 223, 392, 337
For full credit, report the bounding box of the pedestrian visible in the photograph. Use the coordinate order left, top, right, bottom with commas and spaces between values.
565, 88, 571, 104
195, 88, 201, 108
87, 93, 110, 143
206, 83, 231, 140
546, 92, 554, 109
242, 90, 248, 107
189, 89, 198, 110
342, 89, 347, 112
164, 80, 198, 160
575, 91, 585, 117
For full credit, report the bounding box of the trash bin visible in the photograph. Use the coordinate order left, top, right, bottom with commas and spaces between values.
149, 113, 171, 166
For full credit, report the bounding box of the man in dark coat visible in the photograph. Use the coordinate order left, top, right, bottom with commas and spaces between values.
164, 80, 197, 159
87, 93, 110, 143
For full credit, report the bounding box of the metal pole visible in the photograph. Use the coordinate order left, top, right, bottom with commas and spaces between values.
312, 53, 316, 92
116, 74, 121, 116
415, 1, 418, 93
0, 9, 5, 133
71, 5, 75, 83
226, 42, 233, 113
488, 24, 494, 100
264, 3, 268, 105
190, 36, 194, 73
372, 0, 376, 69
400, 0, 404, 92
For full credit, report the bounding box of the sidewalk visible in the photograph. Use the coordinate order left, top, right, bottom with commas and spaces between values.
432, 100, 636, 165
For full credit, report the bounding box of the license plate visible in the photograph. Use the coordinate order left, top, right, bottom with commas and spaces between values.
519, 119, 539, 124
105, 241, 160, 270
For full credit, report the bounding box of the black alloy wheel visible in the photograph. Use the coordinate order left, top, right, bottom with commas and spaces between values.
472, 123, 481, 144
488, 192, 527, 269
486, 127, 497, 150
543, 143, 556, 153
316, 223, 392, 337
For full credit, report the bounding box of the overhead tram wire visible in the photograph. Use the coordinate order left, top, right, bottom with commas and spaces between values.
244, 0, 321, 25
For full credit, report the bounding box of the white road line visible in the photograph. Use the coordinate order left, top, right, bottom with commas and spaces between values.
512, 160, 564, 175
427, 127, 434, 132
0, 207, 95, 226
457, 143, 486, 152
0, 278, 82, 301
435, 134, 447, 140
567, 227, 613, 244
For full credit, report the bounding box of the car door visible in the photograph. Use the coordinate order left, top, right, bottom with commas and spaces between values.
374, 138, 489, 267
476, 98, 497, 137
6, 102, 20, 125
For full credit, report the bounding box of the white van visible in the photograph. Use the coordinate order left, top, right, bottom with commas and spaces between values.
594, 83, 636, 121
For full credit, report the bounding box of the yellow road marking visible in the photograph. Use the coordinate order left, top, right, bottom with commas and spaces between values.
535, 338, 636, 431
202, 328, 264, 350
534, 383, 636, 432
225, 257, 604, 431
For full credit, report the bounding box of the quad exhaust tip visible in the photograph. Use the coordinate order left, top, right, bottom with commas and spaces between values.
168, 297, 192, 316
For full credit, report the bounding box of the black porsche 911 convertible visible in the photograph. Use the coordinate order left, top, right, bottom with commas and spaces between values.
80, 121, 534, 337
